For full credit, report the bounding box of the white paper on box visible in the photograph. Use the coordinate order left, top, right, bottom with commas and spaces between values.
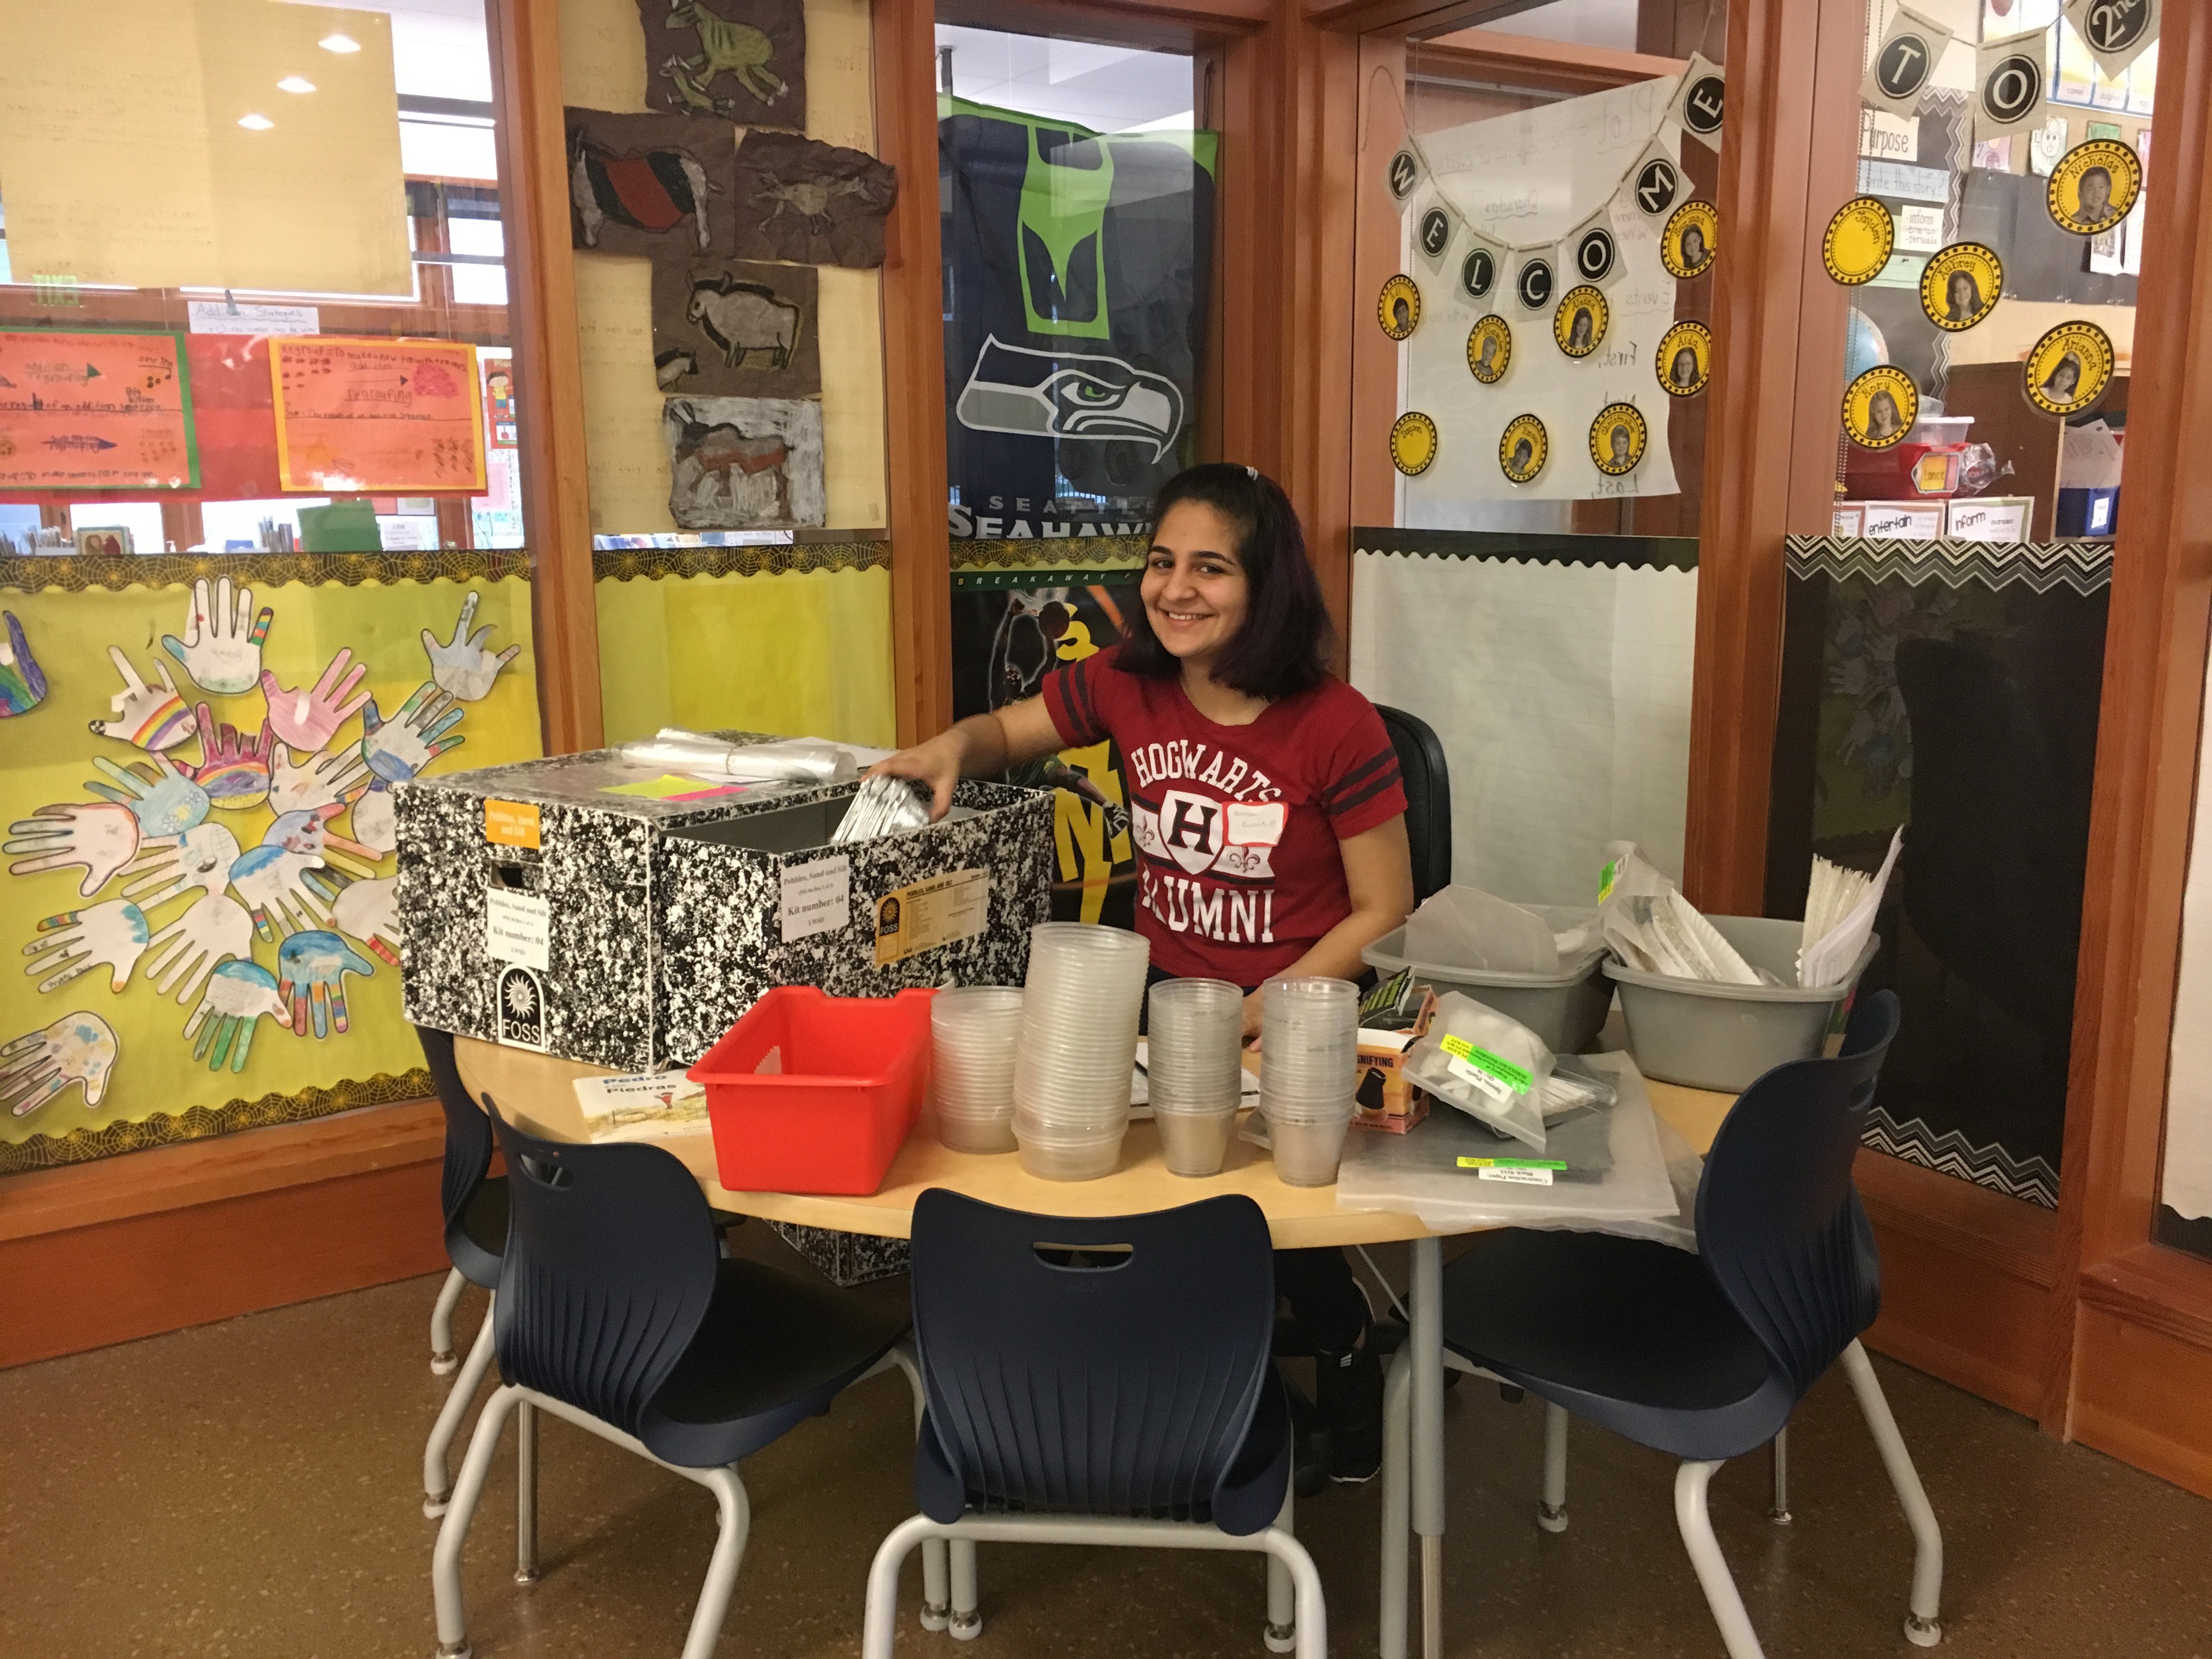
780, 854, 851, 943
486, 889, 551, 972
1946, 496, 2033, 542
1895, 204, 1945, 253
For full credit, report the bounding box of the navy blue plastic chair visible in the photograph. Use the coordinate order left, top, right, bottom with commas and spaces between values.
1380, 992, 1943, 1659
430, 1102, 917, 1659
1378, 704, 1452, 906
862, 1190, 1327, 1659
415, 1025, 510, 1518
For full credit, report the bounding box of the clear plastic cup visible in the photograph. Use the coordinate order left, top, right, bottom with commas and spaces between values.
1155, 1105, 1237, 1177
932, 986, 1024, 1153
1260, 977, 1357, 1120
1013, 1109, 1125, 1181
1269, 1114, 1352, 1186
1014, 924, 1147, 1131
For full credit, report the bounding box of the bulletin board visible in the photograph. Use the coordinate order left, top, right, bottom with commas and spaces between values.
270, 338, 488, 494
0, 330, 200, 492
0, 552, 540, 1171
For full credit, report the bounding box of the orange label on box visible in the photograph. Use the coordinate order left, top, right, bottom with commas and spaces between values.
484, 799, 541, 849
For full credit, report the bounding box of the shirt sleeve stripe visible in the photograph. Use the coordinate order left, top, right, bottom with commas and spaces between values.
1327, 770, 1404, 818
1325, 747, 1401, 802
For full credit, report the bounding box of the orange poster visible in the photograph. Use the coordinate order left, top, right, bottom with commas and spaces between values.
269, 337, 486, 493
0, 330, 199, 490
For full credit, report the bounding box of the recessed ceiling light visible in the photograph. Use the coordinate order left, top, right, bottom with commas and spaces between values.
238, 113, 275, 131
318, 32, 360, 53
278, 76, 317, 94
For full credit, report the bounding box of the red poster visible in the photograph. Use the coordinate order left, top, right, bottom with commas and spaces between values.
0, 330, 199, 490
270, 337, 486, 493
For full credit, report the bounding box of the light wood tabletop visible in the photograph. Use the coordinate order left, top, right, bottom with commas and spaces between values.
454, 1036, 1734, 1250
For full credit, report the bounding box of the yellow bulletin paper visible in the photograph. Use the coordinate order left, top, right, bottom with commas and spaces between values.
874, 870, 990, 967
0, 2, 411, 296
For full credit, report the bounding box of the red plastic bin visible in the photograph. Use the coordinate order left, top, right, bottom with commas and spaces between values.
690, 986, 936, 1195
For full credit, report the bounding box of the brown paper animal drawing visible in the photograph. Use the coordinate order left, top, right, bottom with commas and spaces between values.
642, 0, 806, 129
663, 396, 825, 528
651, 257, 820, 398
565, 109, 738, 257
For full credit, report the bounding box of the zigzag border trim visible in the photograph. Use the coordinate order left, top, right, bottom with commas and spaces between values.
1785, 534, 2112, 595
1864, 1106, 2059, 1210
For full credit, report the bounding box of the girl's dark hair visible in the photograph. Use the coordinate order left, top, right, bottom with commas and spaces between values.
1114, 462, 1331, 698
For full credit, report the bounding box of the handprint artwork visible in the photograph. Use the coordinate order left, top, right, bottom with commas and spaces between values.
25, 901, 151, 994
2, 1012, 120, 1114
422, 591, 521, 702
8, 803, 141, 898
0, 611, 48, 716
86, 754, 210, 839
185, 705, 276, 810
269, 741, 370, 816
90, 647, 198, 751
161, 577, 274, 696
276, 930, 376, 1037
5, 574, 522, 1146
261, 648, 371, 751
362, 683, 465, 783
184, 960, 287, 1073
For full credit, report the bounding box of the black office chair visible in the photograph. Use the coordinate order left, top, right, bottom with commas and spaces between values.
416, 1026, 510, 1519
431, 1104, 926, 1659
1377, 704, 1452, 905
861, 1191, 1327, 1659
1380, 992, 1943, 1659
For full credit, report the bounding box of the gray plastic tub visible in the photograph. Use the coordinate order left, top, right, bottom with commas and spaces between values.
1361, 919, 1613, 1054
1604, 915, 1880, 1092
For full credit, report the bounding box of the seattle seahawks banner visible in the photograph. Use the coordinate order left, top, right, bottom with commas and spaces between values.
941, 97, 1217, 538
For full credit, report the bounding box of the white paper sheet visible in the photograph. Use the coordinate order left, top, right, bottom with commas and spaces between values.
1350, 550, 1695, 906
2160, 645, 2212, 1225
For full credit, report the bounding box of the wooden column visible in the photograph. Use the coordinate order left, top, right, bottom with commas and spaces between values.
2050, 1, 2212, 1482
874, 0, 954, 746
1680, 0, 1860, 912
487, 0, 602, 755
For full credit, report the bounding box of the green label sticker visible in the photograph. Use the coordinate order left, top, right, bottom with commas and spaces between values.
1438, 1034, 1533, 1093
1598, 857, 1620, 902
1455, 1156, 1567, 1170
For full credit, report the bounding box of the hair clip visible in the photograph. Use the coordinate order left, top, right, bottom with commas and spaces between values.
1245, 465, 1258, 480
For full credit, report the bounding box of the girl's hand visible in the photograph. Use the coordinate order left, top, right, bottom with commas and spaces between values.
867, 733, 968, 822
1241, 990, 1265, 1045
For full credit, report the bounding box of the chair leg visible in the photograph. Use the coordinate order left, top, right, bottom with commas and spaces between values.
888, 1337, 960, 1633
430, 1267, 466, 1374
862, 1513, 938, 1659
1674, 1460, 1765, 1659
677, 1466, 753, 1659
424, 1298, 498, 1519
514, 1400, 539, 1584
1265, 1486, 1297, 1653
1841, 1340, 1944, 1646
1768, 1425, 1792, 1523
949, 1537, 981, 1640
1379, 1347, 1413, 1659
431, 1384, 524, 1659
1537, 1401, 1570, 1533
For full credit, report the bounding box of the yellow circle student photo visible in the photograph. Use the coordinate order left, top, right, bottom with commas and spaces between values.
1656, 320, 1712, 398
1499, 413, 1548, 485
2047, 139, 2141, 236
1843, 364, 1918, 449
1662, 200, 1719, 279
1466, 315, 1513, 385
1390, 410, 1438, 475
1553, 285, 1609, 358
1823, 196, 1894, 286
1918, 242, 2003, 332
1590, 403, 1648, 476
1378, 274, 1421, 341
2023, 321, 2115, 416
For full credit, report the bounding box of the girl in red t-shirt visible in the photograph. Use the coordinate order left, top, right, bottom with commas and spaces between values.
876, 463, 1414, 1484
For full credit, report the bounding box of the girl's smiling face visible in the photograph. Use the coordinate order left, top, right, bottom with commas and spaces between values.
1142, 501, 1250, 670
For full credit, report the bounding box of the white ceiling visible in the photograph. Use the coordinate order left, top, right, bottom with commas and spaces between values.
936, 25, 1196, 133
281, 0, 493, 100
1474, 0, 1641, 50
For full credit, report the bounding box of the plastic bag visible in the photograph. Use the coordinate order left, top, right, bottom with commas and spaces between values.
1798, 827, 1903, 989
1401, 991, 1553, 1150
830, 773, 933, 844
1596, 841, 1764, 985
1539, 1053, 1617, 1121
1404, 885, 1561, 975
617, 729, 857, 786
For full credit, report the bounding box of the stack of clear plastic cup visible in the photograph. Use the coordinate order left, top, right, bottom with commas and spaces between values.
1260, 977, 1359, 1186
1012, 923, 1150, 1180
1146, 978, 1246, 1176
931, 986, 1025, 1153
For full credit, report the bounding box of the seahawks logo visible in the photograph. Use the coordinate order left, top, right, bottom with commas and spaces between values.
955, 336, 1185, 461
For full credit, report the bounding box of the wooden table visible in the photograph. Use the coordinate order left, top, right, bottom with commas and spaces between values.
455, 1035, 1732, 1659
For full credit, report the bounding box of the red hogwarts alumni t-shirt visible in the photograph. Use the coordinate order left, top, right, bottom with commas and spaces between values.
1042, 647, 1409, 983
